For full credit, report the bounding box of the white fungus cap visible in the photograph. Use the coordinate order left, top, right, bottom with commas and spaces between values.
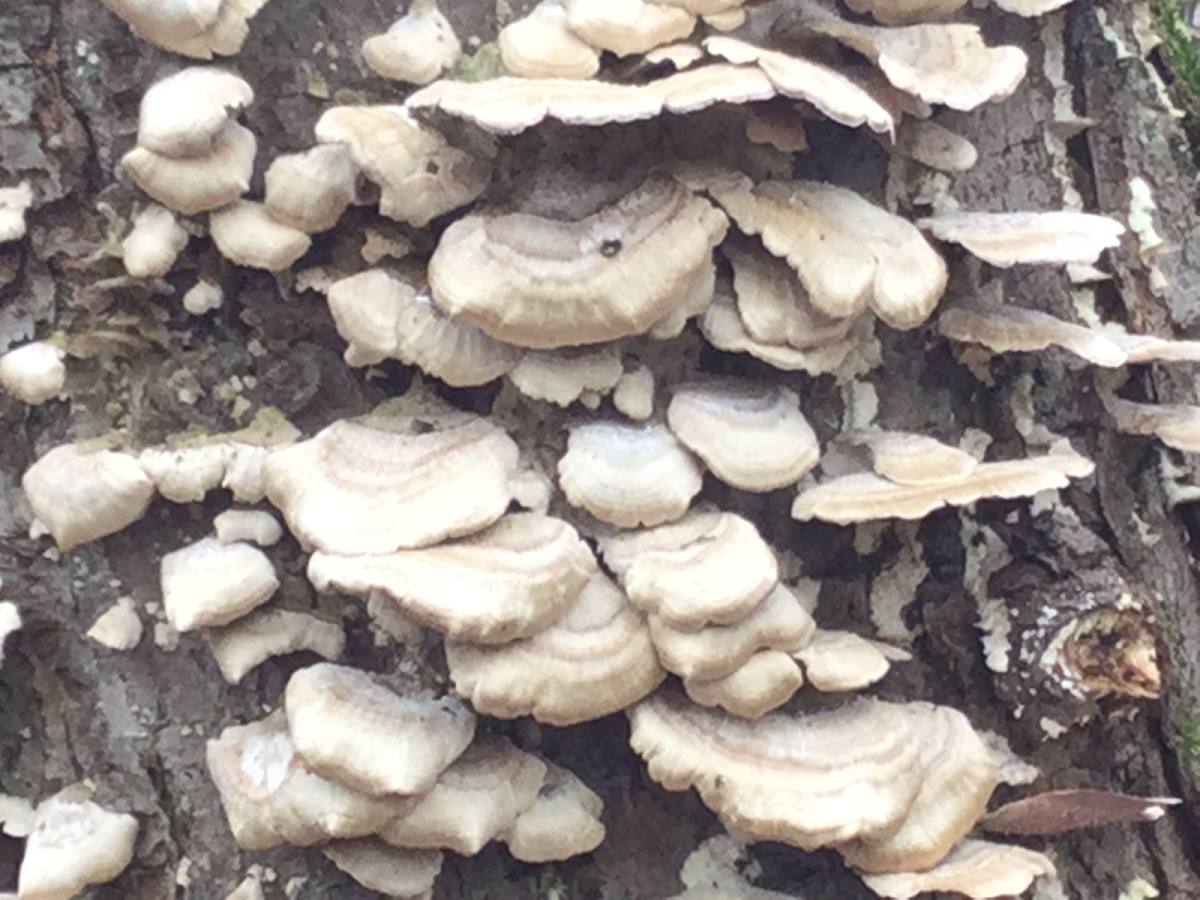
362, 0, 461, 85
17, 787, 138, 900
122, 204, 189, 278
160, 537, 280, 632
0, 341, 66, 405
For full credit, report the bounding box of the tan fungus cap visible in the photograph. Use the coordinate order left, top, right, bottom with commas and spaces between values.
918, 210, 1125, 267
17, 789, 138, 900
700, 292, 864, 376
0, 341, 66, 405
562, 0, 696, 57
204, 608, 345, 684
264, 144, 360, 233
712, 179, 947, 328
429, 175, 727, 349
791, 7, 1028, 111
22, 442, 155, 550
209, 199, 310, 271
122, 120, 256, 215
628, 691, 926, 849
860, 838, 1056, 899
122, 204, 189, 278
206, 710, 414, 849
160, 537, 279, 632
136, 67, 253, 157
509, 345, 624, 408
793, 629, 904, 692
100, 0, 270, 59
0, 181, 34, 243
703, 37, 894, 135
599, 511, 779, 630
315, 105, 490, 227
263, 413, 518, 555
650, 582, 817, 681
938, 307, 1129, 367
842, 0, 968, 25
362, 0, 461, 85
793, 440, 1094, 523
284, 663, 475, 796
379, 737, 547, 855
557, 421, 704, 528
446, 572, 666, 725
501, 762, 606, 862
684, 648, 805, 719
327, 268, 521, 384
837, 702, 999, 873
667, 381, 820, 492
322, 840, 443, 900
307, 513, 597, 645
499, 1, 601, 80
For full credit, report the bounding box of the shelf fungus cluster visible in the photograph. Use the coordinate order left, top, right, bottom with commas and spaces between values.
207, 664, 606, 897
12, 0, 1174, 896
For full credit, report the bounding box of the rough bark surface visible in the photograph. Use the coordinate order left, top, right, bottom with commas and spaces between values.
0, 1, 1198, 898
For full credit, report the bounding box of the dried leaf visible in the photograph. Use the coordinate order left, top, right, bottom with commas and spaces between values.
980, 789, 1181, 836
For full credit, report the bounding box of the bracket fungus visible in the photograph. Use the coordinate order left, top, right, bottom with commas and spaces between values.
314, 105, 489, 228
308, 513, 597, 644
0, 341, 66, 405
136, 67, 254, 157
161, 538, 279, 632
558, 421, 704, 527
284, 663, 475, 797
378, 738, 547, 855
429, 175, 727, 348
326, 268, 521, 384
209, 200, 312, 271
784, 4, 1028, 111
561, 0, 697, 57
629, 691, 925, 850
725, 239, 860, 352
710, 179, 947, 328
0, 181, 33, 242
918, 210, 1125, 266
86, 596, 144, 652
860, 838, 1056, 899
22, 442, 155, 550
842, 0, 969, 25
630, 691, 996, 870
445, 572, 665, 725
667, 381, 820, 491
793, 629, 904, 693
213, 508, 283, 546
600, 511, 779, 630
509, 346, 624, 408
793, 440, 1095, 524
362, 0, 461, 85
322, 840, 443, 900
500, 762, 606, 863
650, 582, 818, 681
263, 144, 360, 234
499, 1, 602, 80
100, 0, 271, 58
264, 413, 518, 555
683, 648, 806, 719
122, 204, 190, 278
123, 68, 258, 214
204, 608, 346, 684
17, 788, 138, 900
206, 710, 415, 849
